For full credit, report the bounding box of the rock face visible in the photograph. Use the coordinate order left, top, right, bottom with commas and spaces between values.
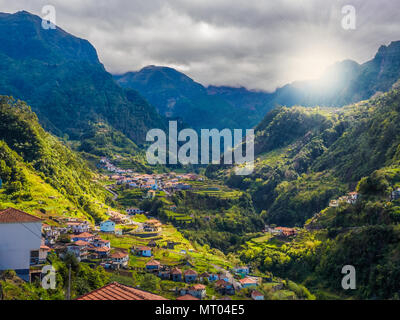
0, 11, 164, 144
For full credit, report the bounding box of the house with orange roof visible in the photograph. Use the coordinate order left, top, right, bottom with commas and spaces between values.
239, 277, 258, 288
0, 207, 43, 281
184, 269, 198, 283
70, 232, 95, 242
66, 242, 88, 261
146, 260, 161, 271
171, 267, 183, 282
134, 246, 152, 257
215, 279, 234, 295
188, 284, 206, 299
251, 290, 264, 300
89, 246, 110, 258
111, 251, 129, 268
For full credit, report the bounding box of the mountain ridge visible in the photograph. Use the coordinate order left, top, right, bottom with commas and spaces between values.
0, 11, 165, 146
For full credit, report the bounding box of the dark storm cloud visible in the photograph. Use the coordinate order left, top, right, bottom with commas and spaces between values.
0, 0, 399, 90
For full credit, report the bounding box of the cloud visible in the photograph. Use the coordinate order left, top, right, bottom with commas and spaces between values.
0, 0, 399, 90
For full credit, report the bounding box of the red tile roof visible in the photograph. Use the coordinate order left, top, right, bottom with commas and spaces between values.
137, 246, 151, 251
239, 277, 257, 284
171, 268, 182, 275
189, 284, 205, 290
215, 279, 229, 287
111, 251, 128, 259
177, 294, 199, 300
71, 232, 94, 238
0, 207, 42, 224
76, 282, 168, 300
73, 240, 90, 247
251, 290, 264, 297
184, 269, 198, 276
146, 260, 161, 266
94, 247, 110, 253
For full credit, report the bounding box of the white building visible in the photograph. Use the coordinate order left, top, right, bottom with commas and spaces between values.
67, 221, 90, 233
0, 208, 42, 281
126, 208, 143, 215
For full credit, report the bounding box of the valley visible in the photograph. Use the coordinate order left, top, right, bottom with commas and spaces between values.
1, 9, 400, 302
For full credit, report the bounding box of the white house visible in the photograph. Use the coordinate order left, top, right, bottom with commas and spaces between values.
100, 220, 115, 233
126, 208, 143, 215
111, 251, 129, 268
67, 221, 90, 233
0, 208, 42, 281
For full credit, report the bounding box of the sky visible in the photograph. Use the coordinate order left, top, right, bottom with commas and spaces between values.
0, 0, 400, 91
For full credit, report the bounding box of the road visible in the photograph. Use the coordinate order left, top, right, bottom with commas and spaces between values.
105, 184, 118, 201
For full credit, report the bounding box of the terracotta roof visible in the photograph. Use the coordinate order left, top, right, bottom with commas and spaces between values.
76, 282, 168, 300
171, 268, 182, 275
239, 277, 257, 284
189, 284, 205, 290
94, 247, 110, 253
40, 245, 51, 251
111, 251, 128, 259
137, 246, 151, 251
184, 269, 198, 276
177, 294, 200, 300
72, 232, 94, 238
252, 290, 264, 297
73, 240, 90, 247
215, 279, 229, 287
0, 208, 42, 224
146, 260, 161, 266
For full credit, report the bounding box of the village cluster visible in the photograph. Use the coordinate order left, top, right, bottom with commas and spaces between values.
99, 157, 203, 193
0, 206, 265, 300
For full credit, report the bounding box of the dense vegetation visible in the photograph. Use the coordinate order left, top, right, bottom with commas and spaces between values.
0, 96, 109, 221
114, 65, 273, 131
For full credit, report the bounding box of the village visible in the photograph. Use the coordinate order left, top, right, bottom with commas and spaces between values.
0, 206, 267, 300
98, 157, 201, 193
1, 156, 349, 300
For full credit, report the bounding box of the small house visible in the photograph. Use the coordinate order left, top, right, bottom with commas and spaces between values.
215, 279, 234, 295
70, 232, 95, 243
111, 251, 129, 268
239, 277, 258, 288
100, 220, 115, 233
136, 246, 152, 257
184, 269, 198, 283
251, 290, 264, 300
233, 266, 249, 275
188, 284, 206, 299
171, 268, 183, 282
67, 221, 90, 234
146, 260, 161, 271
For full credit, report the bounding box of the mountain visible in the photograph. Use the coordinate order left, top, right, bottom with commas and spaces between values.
114, 65, 273, 130
208, 86, 400, 227
115, 41, 400, 134
0, 95, 110, 222
0, 11, 164, 145
269, 41, 400, 108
